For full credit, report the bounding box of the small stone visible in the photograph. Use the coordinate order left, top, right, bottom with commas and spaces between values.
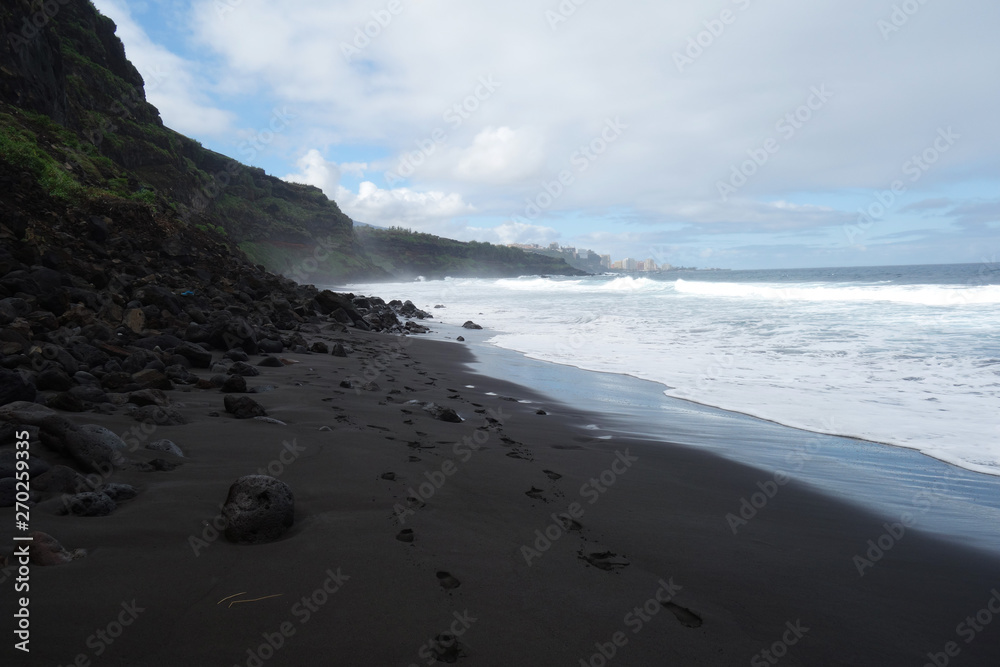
222, 475, 294, 544
223, 395, 267, 419
65, 491, 117, 517
221, 374, 247, 393
146, 439, 184, 457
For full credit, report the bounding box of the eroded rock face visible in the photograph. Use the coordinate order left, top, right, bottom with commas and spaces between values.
222, 475, 295, 545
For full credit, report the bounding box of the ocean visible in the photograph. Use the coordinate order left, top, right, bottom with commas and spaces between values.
345, 262, 1000, 478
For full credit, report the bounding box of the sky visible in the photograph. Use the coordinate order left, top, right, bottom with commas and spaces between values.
89, 0, 999, 270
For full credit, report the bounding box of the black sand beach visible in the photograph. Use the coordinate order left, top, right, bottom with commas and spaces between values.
3, 328, 1000, 666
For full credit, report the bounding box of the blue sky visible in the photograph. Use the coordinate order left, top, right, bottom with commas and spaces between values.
92, 0, 999, 270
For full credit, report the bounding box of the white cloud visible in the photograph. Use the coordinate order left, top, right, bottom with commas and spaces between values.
283, 149, 474, 228
451, 127, 546, 184
91, 0, 235, 137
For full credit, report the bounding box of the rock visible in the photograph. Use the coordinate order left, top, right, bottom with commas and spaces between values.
146, 439, 184, 457
0, 477, 15, 507
229, 361, 260, 377
45, 392, 86, 412
77, 424, 127, 451
29, 531, 86, 566
0, 401, 74, 436
257, 356, 283, 367
127, 388, 169, 407
132, 369, 173, 391
309, 341, 329, 354
135, 458, 180, 472
63, 427, 127, 473
174, 342, 212, 368
31, 465, 95, 496
259, 338, 284, 354
36, 367, 73, 391
461, 321, 483, 330
101, 483, 138, 502
456, 336, 465, 342
68, 384, 109, 404
64, 491, 117, 517
122, 308, 145, 334
222, 475, 295, 544
130, 405, 187, 426
330, 343, 348, 357
0, 368, 36, 405
423, 403, 463, 423
224, 349, 249, 362
223, 395, 267, 419
0, 448, 49, 479
221, 374, 247, 393
361, 381, 380, 392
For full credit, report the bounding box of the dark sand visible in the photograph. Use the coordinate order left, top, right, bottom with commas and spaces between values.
3, 329, 999, 666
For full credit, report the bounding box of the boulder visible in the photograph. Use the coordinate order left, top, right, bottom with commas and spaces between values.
63, 427, 127, 473
330, 343, 348, 357
102, 483, 138, 502
130, 405, 187, 426
36, 367, 74, 391
222, 475, 295, 544
29, 531, 86, 566
146, 439, 184, 457
309, 341, 329, 354
31, 465, 95, 497
229, 361, 260, 377
64, 491, 117, 517
257, 356, 283, 368
0, 401, 74, 436
223, 395, 267, 419
174, 342, 212, 368
45, 392, 86, 412
127, 388, 169, 407
461, 321, 483, 330
0, 368, 36, 405
132, 369, 173, 391
423, 403, 463, 423
221, 374, 247, 393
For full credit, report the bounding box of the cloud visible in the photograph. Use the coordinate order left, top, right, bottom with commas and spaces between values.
92, 0, 236, 137
283, 149, 474, 228
101, 0, 1000, 266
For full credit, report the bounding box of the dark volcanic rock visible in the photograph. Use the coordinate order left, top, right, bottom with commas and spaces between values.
31, 465, 96, 497
331, 343, 348, 357
36, 367, 73, 391
229, 361, 260, 377
45, 392, 86, 412
221, 374, 248, 393
224, 395, 267, 419
64, 491, 117, 517
174, 343, 212, 368
130, 405, 187, 426
309, 341, 329, 354
101, 483, 138, 502
222, 475, 295, 544
63, 427, 126, 473
257, 356, 283, 368
29, 532, 86, 566
461, 321, 483, 330
423, 403, 463, 423
0, 368, 36, 405
146, 439, 184, 457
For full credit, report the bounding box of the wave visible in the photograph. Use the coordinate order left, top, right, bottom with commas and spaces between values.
494, 275, 668, 294
674, 279, 1000, 307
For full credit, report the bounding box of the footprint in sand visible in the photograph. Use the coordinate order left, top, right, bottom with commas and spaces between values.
525, 487, 546, 501
543, 470, 562, 480
437, 571, 461, 589
663, 602, 703, 628
396, 529, 414, 543
380, 472, 397, 481
578, 550, 631, 571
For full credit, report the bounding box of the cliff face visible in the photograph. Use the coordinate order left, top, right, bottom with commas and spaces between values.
0, 0, 376, 283
0, 0, 582, 283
